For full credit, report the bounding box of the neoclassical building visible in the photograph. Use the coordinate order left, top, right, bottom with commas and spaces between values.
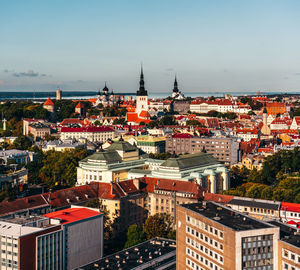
77, 140, 229, 193
76, 139, 148, 185
129, 152, 229, 194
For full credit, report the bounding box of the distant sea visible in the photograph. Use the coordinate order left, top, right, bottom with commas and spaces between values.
0, 90, 299, 100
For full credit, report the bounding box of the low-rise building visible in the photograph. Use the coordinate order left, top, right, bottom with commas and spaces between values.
60, 126, 115, 143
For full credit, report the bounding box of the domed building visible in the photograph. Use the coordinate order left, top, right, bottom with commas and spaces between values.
95, 82, 120, 107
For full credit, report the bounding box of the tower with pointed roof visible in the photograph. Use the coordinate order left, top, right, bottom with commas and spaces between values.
136, 66, 148, 115
171, 76, 185, 100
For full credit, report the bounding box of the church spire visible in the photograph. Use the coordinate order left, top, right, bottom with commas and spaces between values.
173, 75, 179, 93
137, 64, 148, 96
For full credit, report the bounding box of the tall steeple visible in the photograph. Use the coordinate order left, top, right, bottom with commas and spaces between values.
137, 65, 148, 96
173, 76, 179, 93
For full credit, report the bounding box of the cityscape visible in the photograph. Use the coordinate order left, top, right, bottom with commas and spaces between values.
1, 1, 300, 270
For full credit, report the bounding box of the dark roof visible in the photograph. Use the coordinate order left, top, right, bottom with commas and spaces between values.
268, 221, 300, 248
78, 238, 176, 270
181, 202, 274, 231
160, 152, 219, 170
81, 150, 122, 164
107, 141, 138, 152
228, 198, 280, 211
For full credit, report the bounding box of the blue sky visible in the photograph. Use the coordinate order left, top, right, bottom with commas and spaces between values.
0, 0, 300, 92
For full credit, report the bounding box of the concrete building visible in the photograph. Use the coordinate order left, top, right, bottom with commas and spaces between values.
43, 207, 104, 270
269, 221, 300, 270
78, 238, 176, 270
166, 134, 240, 165
177, 201, 280, 270
60, 126, 115, 143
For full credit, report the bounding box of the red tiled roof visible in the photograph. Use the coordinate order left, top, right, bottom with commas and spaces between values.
204, 193, 234, 204
43, 207, 101, 224
75, 102, 85, 109
172, 133, 193, 138
44, 97, 54, 106
60, 118, 84, 126
139, 110, 150, 118
61, 126, 113, 133
281, 202, 300, 213
0, 194, 49, 217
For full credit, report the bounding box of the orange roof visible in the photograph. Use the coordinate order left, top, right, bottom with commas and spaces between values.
44, 97, 54, 106
43, 207, 101, 224
75, 102, 85, 109
139, 110, 150, 118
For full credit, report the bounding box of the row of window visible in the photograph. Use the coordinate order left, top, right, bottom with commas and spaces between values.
283, 261, 299, 270
283, 248, 300, 264
186, 248, 223, 270
186, 236, 223, 265
186, 215, 224, 239
186, 226, 223, 252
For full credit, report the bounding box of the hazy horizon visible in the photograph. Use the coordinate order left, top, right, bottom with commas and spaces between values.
1, 0, 300, 92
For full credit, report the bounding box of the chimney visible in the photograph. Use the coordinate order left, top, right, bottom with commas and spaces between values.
133, 178, 140, 190
110, 181, 114, 195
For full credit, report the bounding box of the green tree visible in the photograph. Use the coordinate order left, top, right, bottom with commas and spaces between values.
13, 136, 33, 150
143, 213, 175, 239
124, 224, 146, 248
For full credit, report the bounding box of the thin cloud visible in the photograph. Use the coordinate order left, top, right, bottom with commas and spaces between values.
13, 70, 39, 77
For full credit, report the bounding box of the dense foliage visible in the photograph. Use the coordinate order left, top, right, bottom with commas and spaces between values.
27, 147, 89, 188
226, 148, 300, 203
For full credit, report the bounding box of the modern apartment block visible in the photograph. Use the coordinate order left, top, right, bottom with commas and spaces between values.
0, 207, 103, 270
166, 134, 240, 164
177, 202, 280, 270
268, 221, 300, 270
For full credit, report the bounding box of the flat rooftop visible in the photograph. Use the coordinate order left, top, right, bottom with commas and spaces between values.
268, 221, 300, 248
0, 221, 43, 237
78, 238, 176, 270
181, 202, 274, 231
43, 207, 102, 225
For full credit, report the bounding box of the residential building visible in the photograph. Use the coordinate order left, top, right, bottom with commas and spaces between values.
28, 122, 51, 140
268, 221, 300, 270
266, 102, 287, 115
23, 119, 45, 136
0, 149, 36, 165
125, 135, 166, 154
236, 128, 261, 142
78, 238, 176, 270
177, 201, 280, 270
166, 134, 240, 164
60, 126, 115, 143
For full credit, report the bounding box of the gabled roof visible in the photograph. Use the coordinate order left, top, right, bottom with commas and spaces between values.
44, 97, 54, 106
107, 140, 138, 152
160, 152, 219, 170
76, 102, 85, 109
